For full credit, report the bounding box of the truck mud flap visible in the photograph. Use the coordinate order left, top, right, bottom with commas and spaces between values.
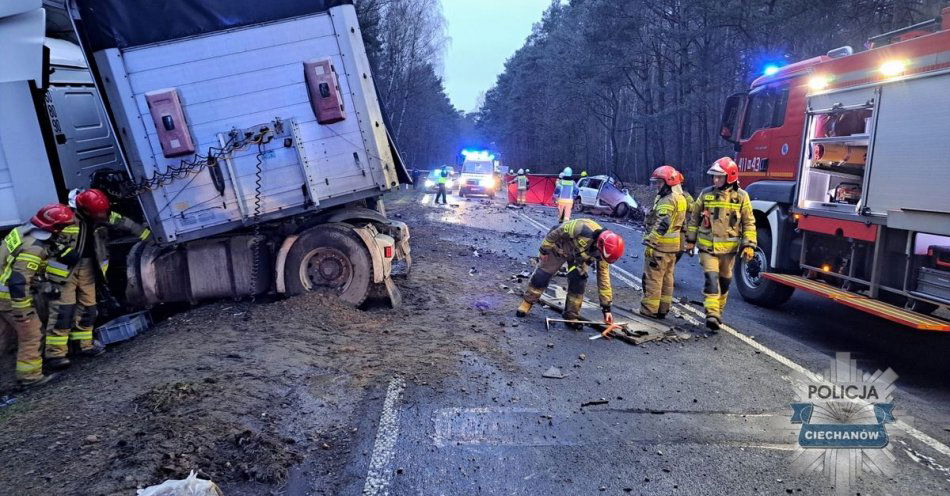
764, 273, 950, 331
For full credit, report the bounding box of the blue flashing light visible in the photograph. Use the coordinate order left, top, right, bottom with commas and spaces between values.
763, 65, 780, 76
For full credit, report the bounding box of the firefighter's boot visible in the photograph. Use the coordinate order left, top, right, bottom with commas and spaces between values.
563, 292, 584, 329
46, 357, 71, 370
79, 339, 106, 357
19, 373, 56, 389
705, 315, 721, 331
516, 300, 533, 318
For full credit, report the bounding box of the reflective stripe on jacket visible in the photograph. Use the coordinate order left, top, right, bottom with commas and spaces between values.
539, 218, 611, 307
555, 180, 575, 201
56, 212, 151, 278
645, 190, 688, 253
685, 185, 756, 254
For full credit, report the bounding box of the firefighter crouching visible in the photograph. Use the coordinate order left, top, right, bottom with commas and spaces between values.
640, 166, 688, 319
516, 219, 625, 327
44, 189, 152, 367
0, 204, 75, 387
684, 157, 756, 331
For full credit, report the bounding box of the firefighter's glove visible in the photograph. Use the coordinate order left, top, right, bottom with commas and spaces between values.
644, 247, 654, 258
741, 247, 755, 262
41, 282, 61, 300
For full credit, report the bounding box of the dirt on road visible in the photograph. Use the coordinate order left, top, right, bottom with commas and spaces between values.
0, 197, 526, 495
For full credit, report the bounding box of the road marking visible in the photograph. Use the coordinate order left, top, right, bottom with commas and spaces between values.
518, 212, 551, 232
508, 208, 950, 459
611, 258, 950, 459
362, 377, 406, 496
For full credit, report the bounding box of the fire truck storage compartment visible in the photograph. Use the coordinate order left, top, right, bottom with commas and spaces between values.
798, 87, 875, 215
865, 72, 950, 216
91, 6, 397, 244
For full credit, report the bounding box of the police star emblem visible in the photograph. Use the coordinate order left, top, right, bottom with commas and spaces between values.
789, 352, 899, 495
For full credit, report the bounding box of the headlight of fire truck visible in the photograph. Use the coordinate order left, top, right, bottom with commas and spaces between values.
480, 177, 496, 188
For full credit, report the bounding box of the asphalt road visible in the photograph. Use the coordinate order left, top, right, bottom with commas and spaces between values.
331, 190, 950, 496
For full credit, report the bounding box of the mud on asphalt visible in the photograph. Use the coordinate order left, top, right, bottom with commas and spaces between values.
0, 195, 573, 495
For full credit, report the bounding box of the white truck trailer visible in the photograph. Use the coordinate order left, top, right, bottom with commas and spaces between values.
0, 0, 411, 308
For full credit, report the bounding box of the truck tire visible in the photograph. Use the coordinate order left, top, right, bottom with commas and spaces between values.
613, 203, 629, 218
735, 226, 794, 307
284, 225, 373, 306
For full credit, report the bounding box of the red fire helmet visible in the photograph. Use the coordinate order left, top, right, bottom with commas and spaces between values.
75, 188, 111, 220
596, 230, 625, 264
31, 203, 75, 233
707, 157, 739, 184
651, 165, 684, 186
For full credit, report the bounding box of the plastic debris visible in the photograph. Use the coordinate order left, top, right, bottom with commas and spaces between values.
137, 471, 224, 496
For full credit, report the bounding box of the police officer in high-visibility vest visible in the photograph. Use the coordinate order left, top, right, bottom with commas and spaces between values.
553, 167, 576, 223
640, 166, 688, 319
44, 189, 152, 366
0, 204, 74, 387
435, 166, 449, 205
510, 169, 529, 205
517, 219, 625, 327
684, 157, 756, 330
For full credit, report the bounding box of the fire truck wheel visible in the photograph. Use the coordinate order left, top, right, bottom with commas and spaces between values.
735, 226, 794, 307
284, 225, 373, 306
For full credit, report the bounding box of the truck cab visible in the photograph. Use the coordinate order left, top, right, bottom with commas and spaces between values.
720, 8, 950, 330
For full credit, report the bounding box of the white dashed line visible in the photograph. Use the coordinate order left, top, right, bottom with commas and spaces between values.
610, 251, 950, 458
362, 377, 406, 496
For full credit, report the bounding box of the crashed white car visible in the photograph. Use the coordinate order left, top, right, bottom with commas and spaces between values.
574, 175, 638, 218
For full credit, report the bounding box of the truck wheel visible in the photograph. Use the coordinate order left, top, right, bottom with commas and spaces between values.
735, 226, 794, 307
613, 203, 629, 218
284, 225, 372, 306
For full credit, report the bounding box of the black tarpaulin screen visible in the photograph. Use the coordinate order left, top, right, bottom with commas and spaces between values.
73, 0, 353, 51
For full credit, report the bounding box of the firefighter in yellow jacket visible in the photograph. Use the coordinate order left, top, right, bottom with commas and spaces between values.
44, 189, 152, 367
640, 166, 688, 319
0, 204, 75, 387
685, 157, 756, 330
516, 219, 625, 327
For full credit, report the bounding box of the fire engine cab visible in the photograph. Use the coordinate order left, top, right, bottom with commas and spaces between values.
719, 7, 950, 331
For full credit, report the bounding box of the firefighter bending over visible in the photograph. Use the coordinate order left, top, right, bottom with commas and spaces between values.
45, 189, 152, 367
0, 204, 75, 388
685, 157, 756, 331
516, 219, 625, 327
640, 166, 688, 319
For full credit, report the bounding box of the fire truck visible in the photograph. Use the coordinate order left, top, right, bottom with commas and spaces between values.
719, 7, 950, 331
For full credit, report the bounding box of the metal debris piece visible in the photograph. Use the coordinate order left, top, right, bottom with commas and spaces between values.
542, 366, 566, 379
581, 399, 609, 407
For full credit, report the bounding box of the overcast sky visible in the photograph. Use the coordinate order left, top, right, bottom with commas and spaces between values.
442, 0, 552, 113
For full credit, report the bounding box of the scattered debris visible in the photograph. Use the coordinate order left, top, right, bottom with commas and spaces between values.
581, 399, 609, 407
469, 267, 478, 275
0, 395, 15, 410
542, 367, 566, 379
578, 353, 586, 361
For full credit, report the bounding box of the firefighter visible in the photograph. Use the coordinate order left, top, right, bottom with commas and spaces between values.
44, 189, 152, 367
0, 204, 75, 387
640, 166, 688, 319
684, 157, 756, 330
434, 166, 449, 205
553, 167, 576, 223
510, 169, 529, 206
516, 219, 625, 327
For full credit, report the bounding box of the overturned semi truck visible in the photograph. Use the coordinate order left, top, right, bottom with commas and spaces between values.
0, 0, 411, 308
